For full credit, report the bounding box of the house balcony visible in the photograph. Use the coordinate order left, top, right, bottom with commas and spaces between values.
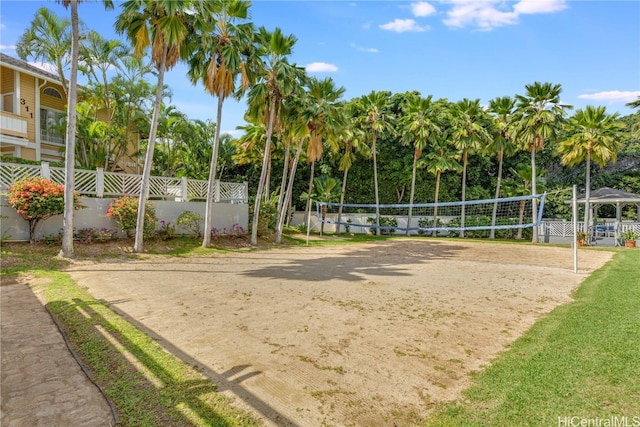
0, 111, 28, 140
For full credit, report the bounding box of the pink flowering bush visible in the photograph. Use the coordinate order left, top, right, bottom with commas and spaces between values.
6, 177, 81, 243
106, 196, 157, 238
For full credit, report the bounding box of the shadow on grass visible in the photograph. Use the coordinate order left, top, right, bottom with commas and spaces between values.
48, 295, 293, 426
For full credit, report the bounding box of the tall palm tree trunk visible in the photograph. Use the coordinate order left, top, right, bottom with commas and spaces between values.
459, 151, 467, 238
490, 150, 504, 239
517, 199, 526, 239
275, 139, 303, 243
251, 97, 277, 246
337, 167, 349, 233
276, 141, 291, 223
134, 49, 166, 253
202, 93, 225, 247
432, 171, 441, 237
531, 148, 538, 243
304, 161, 315, 228
60, 0, 79, 258
584, 152, 592, 235
406, 149, 418, 236
372, 135, 380, 236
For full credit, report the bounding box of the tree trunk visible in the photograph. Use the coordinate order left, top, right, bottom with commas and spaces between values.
275, 138, 303, 244
459, 150, 467, 238
372, 134, 380, 236
304, 161, 315, 228
406, 149, 418, 236
432, 171, 441, 237
517, 199, 525, 239
490, 150, 504, 239
133, 48, 167, 253
29, 219, 38, 245
251, 96, 277, 246
59, 1, 79, 259
584, 152, 592, 236
202, 93, 225, 247
531, 146, 539, 243
276, 139, 290, 218
337, 167, 349, 233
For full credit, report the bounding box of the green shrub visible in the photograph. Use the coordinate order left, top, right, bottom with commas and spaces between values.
367, 216, 398, 235
176, 211, 203, 237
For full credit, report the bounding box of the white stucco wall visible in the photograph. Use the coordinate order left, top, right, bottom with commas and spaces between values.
0, 196, 248, 241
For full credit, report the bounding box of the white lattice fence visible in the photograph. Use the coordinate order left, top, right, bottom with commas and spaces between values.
219, 182, 246, 202
0, 163, 40, 187
187, 180, 208, 200
0, 162, 246, 203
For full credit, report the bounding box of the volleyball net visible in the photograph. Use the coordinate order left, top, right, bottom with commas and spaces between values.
314, 194, 546, 236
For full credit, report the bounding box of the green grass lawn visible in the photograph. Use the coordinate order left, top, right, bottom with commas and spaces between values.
425, 249, 640, 426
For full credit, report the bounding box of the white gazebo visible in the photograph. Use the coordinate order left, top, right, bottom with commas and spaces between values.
575, 187, 640, 222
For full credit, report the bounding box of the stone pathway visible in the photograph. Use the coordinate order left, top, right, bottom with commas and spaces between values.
1, 279, 115, 427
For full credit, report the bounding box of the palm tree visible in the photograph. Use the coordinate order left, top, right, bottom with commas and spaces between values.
335, 110, 369, 233
16, 7, 72, 96
17, 6, 75, 256
399, 93, 442, 235
450, 98, 492, 237
62, 1, 114, 258
300, 77, 345, 228
425, 136, 461, 236
184, 0, 255, 247
115, 0, 191, 253
558, 106, 624, 233
514, 81, 571, 242
487, 96, 519, 239
353, 91, 395, 235
79, 30, 130, 170
246, 26, 301, 246
273, 94, 309, 244
625, 97, 640, 139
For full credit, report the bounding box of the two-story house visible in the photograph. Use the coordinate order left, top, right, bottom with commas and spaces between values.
0, 53, 138, 173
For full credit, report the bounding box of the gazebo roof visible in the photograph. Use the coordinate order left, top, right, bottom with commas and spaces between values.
576, 187, 640, 204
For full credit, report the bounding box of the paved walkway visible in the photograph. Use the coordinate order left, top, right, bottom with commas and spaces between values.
1, 278, 115, 427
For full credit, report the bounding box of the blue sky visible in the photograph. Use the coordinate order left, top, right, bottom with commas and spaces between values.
1, 0, 639, 136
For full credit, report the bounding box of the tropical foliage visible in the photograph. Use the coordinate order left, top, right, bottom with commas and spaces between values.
12, 3, 640, 250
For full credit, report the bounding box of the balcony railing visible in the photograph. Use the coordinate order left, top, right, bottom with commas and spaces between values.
0, 111, 28, 139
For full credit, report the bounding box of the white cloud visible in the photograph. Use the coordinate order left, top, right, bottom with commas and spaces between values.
578, 90, 640, 104
442, 0, 566, 30
411, 2, 437, 17
443, 1, 517, 30
350, 42, 379, 53
380, 18, 429, 33
305, 62, 338, 73
0, 44, 16, 51
514, 0, 567, 15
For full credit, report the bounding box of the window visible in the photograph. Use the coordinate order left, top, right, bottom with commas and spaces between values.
40, 108, 65, 144
2, 93, 14, 113
43, 87, 63, 99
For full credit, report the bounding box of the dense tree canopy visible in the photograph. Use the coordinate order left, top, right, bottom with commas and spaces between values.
13, 2, 640, 245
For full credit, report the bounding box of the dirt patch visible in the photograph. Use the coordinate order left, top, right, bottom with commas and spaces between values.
64, 239, 612, 426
